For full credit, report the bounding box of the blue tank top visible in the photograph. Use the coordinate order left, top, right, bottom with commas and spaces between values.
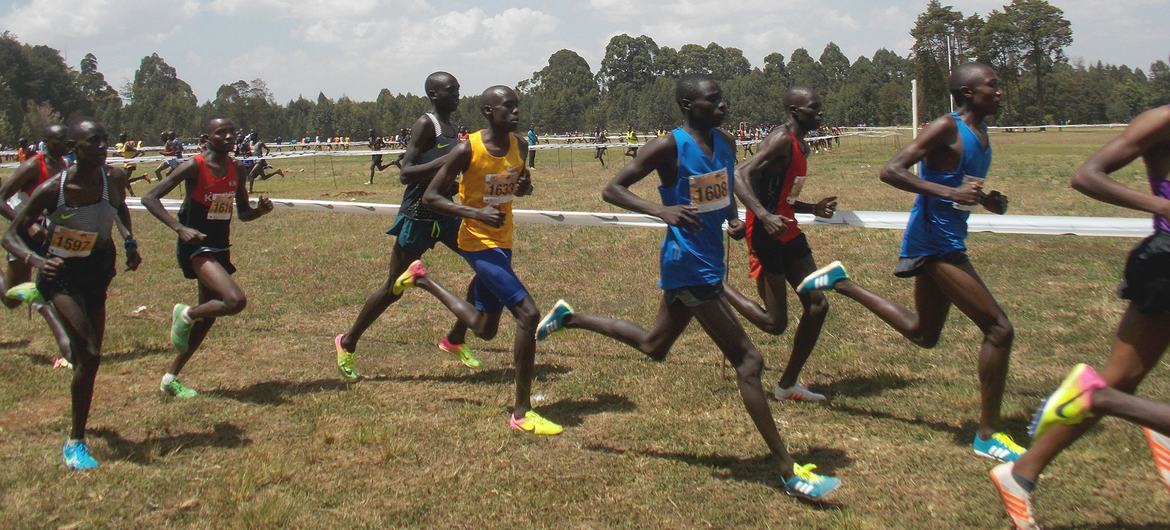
900, 113, 992, 257
658, 127, 735, 290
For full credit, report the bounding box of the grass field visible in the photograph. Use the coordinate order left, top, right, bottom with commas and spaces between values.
1, 128, 1168, 528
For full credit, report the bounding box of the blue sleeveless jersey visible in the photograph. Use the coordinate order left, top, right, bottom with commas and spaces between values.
900, 113, 992, 257
658, 127, 735, 290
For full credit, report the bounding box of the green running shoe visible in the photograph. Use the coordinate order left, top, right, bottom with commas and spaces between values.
335, 334, 358, 382
6, 281, 43, 305
161, 378, 198, 398
171, 303, 193, 353
438, 337, 481, 368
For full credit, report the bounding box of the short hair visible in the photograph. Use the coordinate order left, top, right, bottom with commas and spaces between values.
675, 73, 716, 104
480, 85, 514, 106
948, 62, 995, 103
425, 71, 456, 94
783, 86, 817, 108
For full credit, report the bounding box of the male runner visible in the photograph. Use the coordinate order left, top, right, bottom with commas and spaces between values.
989, 103, 1170, 530
724, 86, 839, 402
393, 84, 562, 436
142, 118, 274, 398
534, 74, 840, 499
623, 126, 638, 158
0, 123, 74, 360
594, 128, 607, 168
153, 131, 184, 181
798, 62, 1020, 462
115, 133, 151, 196
526, 126, 538, 169
367, 127, 390, 185
335, 72, 477, 381
3, 119, 140, 469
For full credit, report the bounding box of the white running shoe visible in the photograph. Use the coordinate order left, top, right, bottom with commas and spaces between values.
1144, 427, 1170, 493
774, 383, 827, 403
989, 462, 1039, 530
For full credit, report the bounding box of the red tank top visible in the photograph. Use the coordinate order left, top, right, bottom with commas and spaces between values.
189, 153, 240, 208
745, 136, 807, 244
23, 153, 64, 195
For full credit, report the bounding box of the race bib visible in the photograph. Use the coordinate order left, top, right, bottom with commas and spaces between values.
48, 226, 97, 258
208, 193, 234, 220
484, 168, 519, 206
953, 175, 986, 211
689, 168, 730, 213
786, 175, 807, 205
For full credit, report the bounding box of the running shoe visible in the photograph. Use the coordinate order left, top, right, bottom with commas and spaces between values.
335, 334, 357, 382
796, 261, 849, 294
170, 303, 193, 354
535, 299, 574, 341
1144, 427, 1170, 493
438, 337, 481, 368
6, 281, 43, 305
783, 463, 841, 501
62, 439, 99, 470
989, 462, 1039, 530
160, 378, 198, 399
392, 259, 427, 296
509, 409, 563, 435
974, 432, 1026, 462
774, 383, 827, 403
1029, 363, 1106, 439
53, 357, 73, 370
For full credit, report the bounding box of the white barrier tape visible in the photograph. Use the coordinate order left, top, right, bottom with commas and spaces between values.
128, 197, 1153, 238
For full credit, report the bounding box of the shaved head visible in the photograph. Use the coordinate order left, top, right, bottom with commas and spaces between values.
43, 124, 66, 140
480, 85, 515, 106
783, 86, 817, 108
205, 118, 235, 134
948, 62, 996, 103
425, 71, 456, 93
69, 119, 103, 141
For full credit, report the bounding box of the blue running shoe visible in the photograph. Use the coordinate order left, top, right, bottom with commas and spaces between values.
973, 432, 1025, 462
62, 440, 99, 470
783, 463, 841, 501
535, 299, 574, 341
796, 261, 849, 294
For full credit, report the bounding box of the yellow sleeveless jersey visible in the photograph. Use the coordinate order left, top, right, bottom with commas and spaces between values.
457, 130, 524, 251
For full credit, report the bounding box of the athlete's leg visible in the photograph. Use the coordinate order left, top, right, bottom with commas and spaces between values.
724, 272, 788, 334
340, 243, 422, 353
444, 278, 477, 344
564, 296, 693, 361
832, 270, 951, 348
778, 254, 830, 390
1013, 305, 1170, 481
689, 296, 797, 476
508, 295, 541, 417
924, 260, 1014, 439
35, 300, 72, 360
410, 272, 502, 339
171, 257, 245, 376
49, 290, 103, 441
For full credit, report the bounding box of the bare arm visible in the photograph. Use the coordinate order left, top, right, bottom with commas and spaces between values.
879, 116, 980, 205
399, 115, 441, 185
421, 142, 505, 227
142, 158, 196, 233
1071, 106, 1170, 216
0, 159, 42, 221
2, 178, 61, 275
602, 136, 699, 229
106, 167, 142, 271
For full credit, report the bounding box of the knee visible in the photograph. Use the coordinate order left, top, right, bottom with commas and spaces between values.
221, 292, 247, 315
477, 323, 500, 341
735, 350, 765, 381
517, 311, 539, 333
804, 294, 829, 321
985, 316, 1014, 349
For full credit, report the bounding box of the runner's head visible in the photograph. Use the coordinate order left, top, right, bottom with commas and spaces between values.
68, 119, 108, 166
949, 62, 1001, 116
425, 71, 460, 113
783, 86, 824, 131
43, 124, 69, 157
204, 118, 238, 154
480, 85, 520, 133
675, 73, 726, 130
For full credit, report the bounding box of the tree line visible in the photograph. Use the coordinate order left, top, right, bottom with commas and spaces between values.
1, 0, 1167, 144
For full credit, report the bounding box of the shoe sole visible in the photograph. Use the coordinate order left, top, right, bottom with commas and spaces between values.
989, 466, 1038, 530
796, 261, 845, 293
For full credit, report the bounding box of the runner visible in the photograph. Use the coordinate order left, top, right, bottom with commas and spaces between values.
141, 118, 274, 398
724, 86, 839, 403
153, 131, 184, 181
0, 123, 74, 361
533, 74, 841, 499
989, 103, 1170, 530
367, 127, 390, 185
623, 126, 638, 158
395, 84, 563, 436
594, 128, 607, 168
2, 119, 140, 469
797, 62, 1021, 462
115, 133, 151, 196
335, 71, 477, 381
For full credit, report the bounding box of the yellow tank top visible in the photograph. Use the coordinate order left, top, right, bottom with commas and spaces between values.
457, 130, 523, 251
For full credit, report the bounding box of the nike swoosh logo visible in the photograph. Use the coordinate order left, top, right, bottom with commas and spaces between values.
541, 213, 565, 222
60, 212, 76, 220
1054, 391, 1086, 419
437, 143, 450, 149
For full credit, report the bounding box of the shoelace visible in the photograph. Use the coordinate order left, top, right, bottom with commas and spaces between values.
993, 433, 1024, 453
793, 463, 822, 484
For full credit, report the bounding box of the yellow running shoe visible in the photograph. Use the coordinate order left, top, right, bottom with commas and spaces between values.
392, 259, 427, 296
335, 334, 357, 382
509, 409, 563, 435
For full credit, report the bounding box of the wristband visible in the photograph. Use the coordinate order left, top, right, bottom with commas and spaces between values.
124, 238, 138, 250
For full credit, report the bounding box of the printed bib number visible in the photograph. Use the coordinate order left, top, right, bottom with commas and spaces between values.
953, 175, 986, 211
786, 175, 807, 205
49, 226, 97, 258
484, 168, 519, 206
208, 193, 234, 220
689, 168, 730, 213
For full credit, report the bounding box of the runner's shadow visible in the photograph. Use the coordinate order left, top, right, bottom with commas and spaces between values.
818, 371, 918, 399
365, 364, 571, 386
102, 344, 172, 364
207, 378, 350, 405
584, 443, 850, 508
0, 338, 30, 349
534, 393, 636, 427
830, 403, 1032, 447
89, 422, 250, 465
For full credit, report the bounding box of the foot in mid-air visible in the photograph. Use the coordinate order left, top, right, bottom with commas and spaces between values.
535, 299, 574, 341
1028, 363, 1105, 439
438, 337, 481, 368
796, 261, 849, 294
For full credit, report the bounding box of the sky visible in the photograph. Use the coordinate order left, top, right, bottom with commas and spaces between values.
0, 0, 1166, 104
